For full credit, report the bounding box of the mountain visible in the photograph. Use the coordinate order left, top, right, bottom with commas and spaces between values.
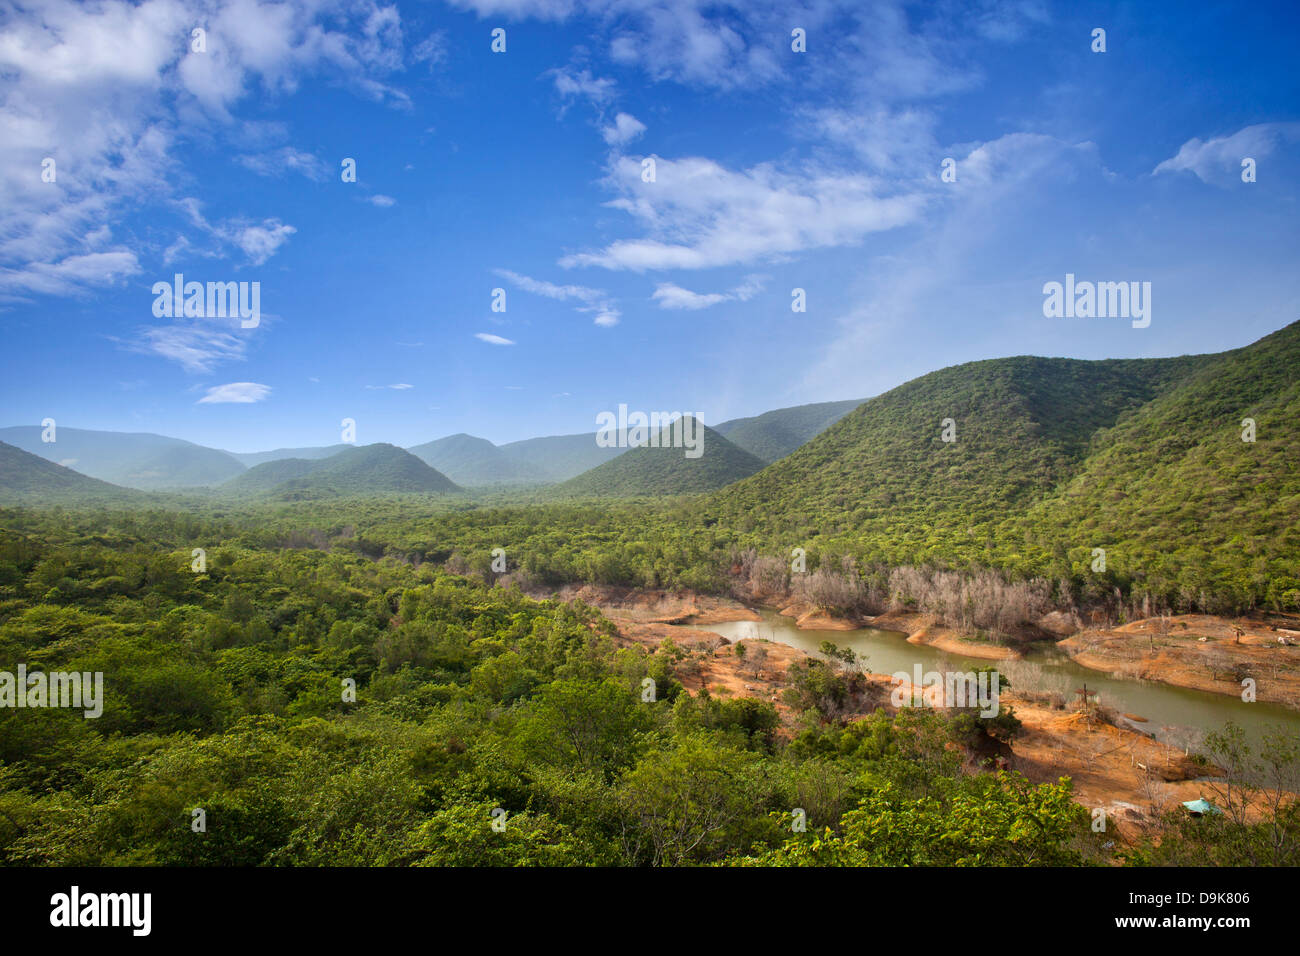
497, 432, 627, 482
708, 351, 1209, 552
707, 323, 1300, 600
226, 444, 351, 468
0, 426, 245, 489
714, 398, 864, 462
407, 433, 546, 486
221, 443, 463, 498
550, 418, 766, 498
1019, 321, 1300, 596
0, 441, 142, 503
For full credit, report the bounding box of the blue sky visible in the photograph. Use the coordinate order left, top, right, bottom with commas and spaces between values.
2, 0, 1298, 452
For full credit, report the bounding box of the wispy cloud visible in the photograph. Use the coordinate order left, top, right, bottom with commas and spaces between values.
0, 0, 410, 301
197, 382, 271, 404
602, 112, 646, 146
494, 268, 620, 326
237, 147, 329, 181
561, 154, 923, 271
367, 194, 397, 207
651, 275, 765, 310
475, 332, 515, 345
1154, 122, 1300, 185
365, 382, 413, 389
130, 323, 252, 374
0, 251, 140, 299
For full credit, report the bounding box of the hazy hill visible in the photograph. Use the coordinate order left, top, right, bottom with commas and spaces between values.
551, 418, 766, 498
497, 432, 628, 482
714, 398, 864, 462
407, 433, 546, 486
0, 441, 143, 503
0, 426, 245, 489
221, 443, 462, 498
226, 444, 351, 468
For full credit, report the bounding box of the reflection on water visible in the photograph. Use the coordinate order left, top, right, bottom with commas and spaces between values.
677, 611, 1300, 751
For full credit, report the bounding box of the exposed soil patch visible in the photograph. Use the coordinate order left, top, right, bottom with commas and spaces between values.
1061, 613, 1300, 711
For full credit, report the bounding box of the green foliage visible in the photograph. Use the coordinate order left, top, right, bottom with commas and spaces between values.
0, 514, 1116, 866
549, 420, 766, 498
714, 398, 864, 463
221, 444, 463, 499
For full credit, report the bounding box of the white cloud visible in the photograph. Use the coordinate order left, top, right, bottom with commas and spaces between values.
232, 220, 297, 265
412, 30, 448, 71
561, 154, 924, 271
475, 332, 515, 345
237, 147, 329, 181
650, 274, 766, 310
0, 251, 141, 299
197, 381, 271, 404
548, 66, 616, 112
0, 0, 410, 302
367, 194, 397, 207
131, 324, 251, 374
651, 283, 725, 310
365, 383, 413, 389
602, 112, 646, 146
494, 268, 620, 326
1154, 122, 1300, 184
172, 198, 297, 265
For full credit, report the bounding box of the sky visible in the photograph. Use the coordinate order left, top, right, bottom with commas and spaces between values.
1, 0, 1298, 452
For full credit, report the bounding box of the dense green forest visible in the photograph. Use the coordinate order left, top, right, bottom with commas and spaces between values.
0, 508, 1093, 865
547, 420, 767, 498
1, 506, 1296, 866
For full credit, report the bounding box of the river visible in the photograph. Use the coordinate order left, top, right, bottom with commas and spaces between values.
675, 610, 1300, 752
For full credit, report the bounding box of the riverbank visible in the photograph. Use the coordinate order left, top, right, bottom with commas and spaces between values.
1061, 614, 1300, 711
548, 583, 1243, 838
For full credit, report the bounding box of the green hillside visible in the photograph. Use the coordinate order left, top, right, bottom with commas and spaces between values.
0, 442, 142, 503
0, 426, 246, 489
708, 352, 1215, 559
221, 444, 462, 498
708, 322, 1300, 607
498, 432, 627, 481
715, 398, 864, 462
1023, 321, 1300, 607
552, 419, 766, 498
407, 433, 545, 486
227, 444, 350, 468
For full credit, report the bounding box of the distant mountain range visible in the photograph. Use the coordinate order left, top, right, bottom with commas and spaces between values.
713, 398, 862, 462
226, 444, 351, 468
0, 442, 144, 503
220, 444, 462, 499
0, 398, 862, 495
0, 426, 244, 489
408, 433, 549, 486
549, 419, 767, 498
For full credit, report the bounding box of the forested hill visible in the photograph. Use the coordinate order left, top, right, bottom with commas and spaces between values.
551, 419, 766, 498
0, 426, 245, 489
408, 433, 547, 486
221, 444, 462, 498
706, 321, 1300, 605
0, 442, 143, 503
714, 398, 864, 462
